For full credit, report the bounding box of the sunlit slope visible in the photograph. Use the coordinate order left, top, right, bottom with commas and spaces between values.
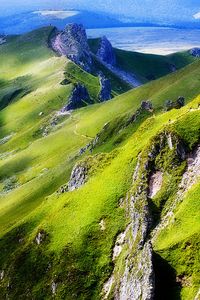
0, 57, 200, 235
0, 92, 199, 299
0, 27, 200, 299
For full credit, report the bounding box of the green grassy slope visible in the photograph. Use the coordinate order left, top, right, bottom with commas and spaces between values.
0, 28, 200, 299
89, 38, 197, 83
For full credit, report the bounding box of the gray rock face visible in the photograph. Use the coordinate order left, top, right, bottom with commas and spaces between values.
98, 72, 112, 102
97, 36, 116, 66
103, 153, 155, 300
165, 96, 185, 111
63, 83, 91, 111
118, 242, 154, 300
189, 48, 200, 57
67, 163, 88, 191
141, 101, 153, 112
51, 24, 92, 72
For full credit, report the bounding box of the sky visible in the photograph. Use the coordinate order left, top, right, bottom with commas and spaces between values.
0, 0, 200, 25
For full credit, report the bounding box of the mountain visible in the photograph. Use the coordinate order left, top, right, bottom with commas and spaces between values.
0, 10, 123, 35
0, 25, 200, 299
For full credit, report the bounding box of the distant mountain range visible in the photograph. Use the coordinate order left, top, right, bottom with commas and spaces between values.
0, 10, 123, 34
0, 9, 200, 35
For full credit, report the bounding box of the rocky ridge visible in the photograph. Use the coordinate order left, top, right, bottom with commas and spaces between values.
51, 23, 141, 90
102, 128, 194, 300
51, 24, 93, 72
97, 36, 116, 66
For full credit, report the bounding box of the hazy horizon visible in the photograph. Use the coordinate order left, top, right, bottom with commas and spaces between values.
0, 0, 200, 27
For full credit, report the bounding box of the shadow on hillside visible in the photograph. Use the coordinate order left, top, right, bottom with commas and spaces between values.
0, 156, 33, 180
153, 252, 181, 300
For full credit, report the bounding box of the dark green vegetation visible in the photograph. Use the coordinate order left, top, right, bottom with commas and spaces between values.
0, 27, 200, 299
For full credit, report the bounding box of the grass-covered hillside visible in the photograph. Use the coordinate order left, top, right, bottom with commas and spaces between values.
89, 38, 197, 83
0, 26, 200, 299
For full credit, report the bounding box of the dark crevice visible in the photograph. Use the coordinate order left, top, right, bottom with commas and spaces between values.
153, 252, 181, 300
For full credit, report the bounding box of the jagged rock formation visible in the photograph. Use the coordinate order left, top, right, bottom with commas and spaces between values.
92, 34, 141, 88
98, 72, 112, 102
189, 48, 200, 57
97, 36, 116, 66
51, 23, 141, 89
35, 230, 47, 245
51, 24, 92, 72
62, 83, 91, 111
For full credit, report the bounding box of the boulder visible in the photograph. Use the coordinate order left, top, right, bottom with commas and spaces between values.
97, 36, 116, 66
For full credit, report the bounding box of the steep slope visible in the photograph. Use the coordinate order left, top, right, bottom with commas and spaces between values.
0, 27, 200, 300
89, 38, 197, 83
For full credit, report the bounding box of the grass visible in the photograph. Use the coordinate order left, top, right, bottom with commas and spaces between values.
0, 27, 200, 299
89, 38, 197, 83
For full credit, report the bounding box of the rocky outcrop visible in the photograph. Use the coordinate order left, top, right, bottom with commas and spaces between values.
92, 35, 141, 88
98, 72, 112, 102
97, 36, 116, 66
103, 151, 155, 300
141, 100, 153, 112
67, 162, 88, 192
35, 230, 47, 245
189, 48, 200, 58
148, 171, 163, 198
165, 96, 185, 111
0, 36, 6, 45
62, 83, 91, 111
153, 144, 200, 240
117, 242, 154, 300
51, 24, 92, 72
